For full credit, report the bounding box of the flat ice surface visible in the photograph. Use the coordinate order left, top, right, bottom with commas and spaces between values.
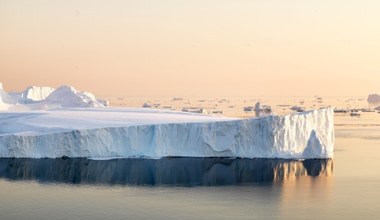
0, 107, 334, 159
0, 107, 234, 136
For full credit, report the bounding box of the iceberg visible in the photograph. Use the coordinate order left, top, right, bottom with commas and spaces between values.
0, 107, 334, 159
0, 83, 108, 110
368, 94, 380, 104
42, 85, 107, 108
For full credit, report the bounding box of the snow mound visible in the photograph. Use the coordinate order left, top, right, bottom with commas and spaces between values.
0, 107, 334, 159
368, 94, 380, 103
41, 85, 106, 108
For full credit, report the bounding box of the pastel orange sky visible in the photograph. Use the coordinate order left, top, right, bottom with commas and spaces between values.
1, 0, 379, 97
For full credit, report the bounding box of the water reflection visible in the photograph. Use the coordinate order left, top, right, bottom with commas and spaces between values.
0, 158, 332, 186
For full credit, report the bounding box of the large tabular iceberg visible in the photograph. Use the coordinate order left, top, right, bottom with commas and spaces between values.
0, 107, 334, 159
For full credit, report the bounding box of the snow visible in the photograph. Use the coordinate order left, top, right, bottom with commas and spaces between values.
0, 107, 334, 159
368, 94, 380, 103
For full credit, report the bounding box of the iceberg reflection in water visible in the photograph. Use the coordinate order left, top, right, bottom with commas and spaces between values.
0, 158, 332, 186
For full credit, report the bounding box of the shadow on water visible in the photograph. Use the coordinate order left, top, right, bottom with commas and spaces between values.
0, 158, 333, 187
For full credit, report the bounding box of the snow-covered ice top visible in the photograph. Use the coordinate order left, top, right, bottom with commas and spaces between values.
0, 107, 233, 136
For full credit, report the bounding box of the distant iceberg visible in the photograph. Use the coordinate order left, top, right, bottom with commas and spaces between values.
368, 94, 380, 104
43, 85, 107, 108
0, 83, 108, 110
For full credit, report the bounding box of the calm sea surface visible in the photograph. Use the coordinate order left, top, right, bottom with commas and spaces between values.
1, 97, 380, 219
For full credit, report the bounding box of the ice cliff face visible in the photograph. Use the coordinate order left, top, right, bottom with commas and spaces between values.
0, 108, 334, 159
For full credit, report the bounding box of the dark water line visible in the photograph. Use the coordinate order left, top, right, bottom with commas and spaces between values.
0, 158, 333, 186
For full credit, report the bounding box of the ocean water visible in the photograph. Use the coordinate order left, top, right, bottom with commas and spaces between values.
1, 97, 380, 219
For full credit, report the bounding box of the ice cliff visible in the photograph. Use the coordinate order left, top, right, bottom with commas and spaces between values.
0, 107, 334, 159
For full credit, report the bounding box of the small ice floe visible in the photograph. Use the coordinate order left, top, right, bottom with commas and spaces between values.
182, 107, 204, 114
211, 110, 223, 114
243, 106, 254, 112
172, 97, 183, 101
360, 108, 375, 112
350, 112, 361, 117
162, 106, 173, 110
334, 108, 349, 113
142, 103, 152, 108
290, 106, 304, 112
349, 109, 360, 117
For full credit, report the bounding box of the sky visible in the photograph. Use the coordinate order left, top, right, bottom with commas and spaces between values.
1, 0, 379, 97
